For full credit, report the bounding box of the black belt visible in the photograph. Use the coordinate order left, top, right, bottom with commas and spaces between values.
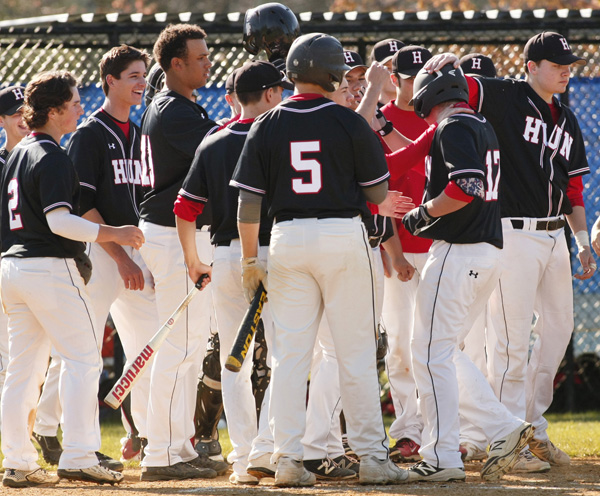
274, 213, 357, 224
510, 219, 566, 231
215, 238, 270, 247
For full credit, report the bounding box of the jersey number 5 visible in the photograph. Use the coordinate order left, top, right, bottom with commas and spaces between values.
7, 178, 23, 230
290, 141, 322, 194
485, 150, 501, 201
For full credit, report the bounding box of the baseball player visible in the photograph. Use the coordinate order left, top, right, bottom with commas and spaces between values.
138, 23, 227, 481
459, 52, 498, 78
368, 38, 405, 106
66, 44, 158, 465
427, 31, 595, 469
402, 64, 533, 482
0, 85, 28, 413
0, 70, 143, 487
343, 50, 367, 109
175, 60, 284, 485
231, 32, 407, 487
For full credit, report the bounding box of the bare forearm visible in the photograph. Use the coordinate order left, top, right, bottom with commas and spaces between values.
424, 192, 469, 218
176, 216, 202, 266
238, 222, 260, 258
82, 208, 129, 263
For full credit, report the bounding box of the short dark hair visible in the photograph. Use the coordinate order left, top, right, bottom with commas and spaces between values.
153, 24, 207, 72
236, 89, 266, 106
100, 44, 151, 96
23, 71, 78, 129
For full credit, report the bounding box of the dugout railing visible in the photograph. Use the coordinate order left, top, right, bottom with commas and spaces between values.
0, 8, 599, 411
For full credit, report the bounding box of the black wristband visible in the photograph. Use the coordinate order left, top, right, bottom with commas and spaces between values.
377, 120, 394, 136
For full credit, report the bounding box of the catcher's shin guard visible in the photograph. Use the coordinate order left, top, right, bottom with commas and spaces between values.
194, 333, 224, 443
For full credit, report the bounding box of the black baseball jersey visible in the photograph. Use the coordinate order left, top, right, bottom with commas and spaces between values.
67, 109, 147, 226
180, 120, 272, 245
231, 95, 389, 221
419, 112, 502, 248
140, 90, 219, 227
0, 147, 8, 166
0, 133, 85, 258
473, 77, 589, 218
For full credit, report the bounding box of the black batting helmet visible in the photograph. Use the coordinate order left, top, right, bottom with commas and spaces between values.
286, 33, 350, 92
411, 64, 469, 118
243, 3, 300, 60
144, 63, 165, 107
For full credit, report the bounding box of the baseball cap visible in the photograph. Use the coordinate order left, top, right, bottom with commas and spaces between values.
524, 32, 586, 66
392, 45, 433, 78
0, 85, 26, 115
369, 39, 405, 65
459, 53, 497, 78
234, 60, 287, 93
225, 68, 239, 94
343, 50, 367, 69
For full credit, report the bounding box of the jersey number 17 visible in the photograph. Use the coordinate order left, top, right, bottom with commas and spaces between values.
485, 149, 501, 202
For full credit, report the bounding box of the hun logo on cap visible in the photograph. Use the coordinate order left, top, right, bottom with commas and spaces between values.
412, 51, 422, 64
471, 58, 482, 70
388, 40, 400, 52
11, 87, 24, 100
344, 51, 355, 64
559, 37, 570, 51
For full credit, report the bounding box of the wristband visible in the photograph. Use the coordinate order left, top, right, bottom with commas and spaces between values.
574, 230, 590, 251
377, 120, 394, 136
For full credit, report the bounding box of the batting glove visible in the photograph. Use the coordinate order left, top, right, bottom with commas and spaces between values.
402, 205, 435, 236
241, 257, 268, 304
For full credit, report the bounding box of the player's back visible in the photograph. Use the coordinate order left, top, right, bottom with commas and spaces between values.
238, 95, 388, 221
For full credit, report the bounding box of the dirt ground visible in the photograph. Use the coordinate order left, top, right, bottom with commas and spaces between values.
3, 458, 599, 496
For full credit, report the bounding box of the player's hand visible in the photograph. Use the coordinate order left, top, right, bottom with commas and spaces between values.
574, 246, 596, 280
424, 53, 459, 73
112, 226, 145, 250
365, 62, 391, 89
116, 256, 145, 291
241, 257, 268, 303
437, 102, 474, 122
378, 190, 415, 218
392, 254, 416, 282
188, 261, 212, 289
402, 205, 435, 236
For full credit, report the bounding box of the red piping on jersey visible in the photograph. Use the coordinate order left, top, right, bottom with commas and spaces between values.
444, 180, 475, 203
237, 118, 255, 124
174, 195, 204, 222
289, 93, 325, 101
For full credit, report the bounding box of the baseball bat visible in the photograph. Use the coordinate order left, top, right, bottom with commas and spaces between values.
225, 283, 267, 373
104, 274, 209, 410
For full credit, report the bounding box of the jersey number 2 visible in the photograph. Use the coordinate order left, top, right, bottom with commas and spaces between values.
290, 141, 322, 194
7, 178, 23, 230
485, 150, 501, 201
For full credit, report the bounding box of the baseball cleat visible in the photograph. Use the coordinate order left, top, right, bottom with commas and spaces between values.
407, 461, 466, 482
229, 472, 259, 485
342, 435, 356, 459
120, 434, 141, 462
359, 455, 409, 485
460, 442, 488, 462
140, 461, 216, 481
58, 464, 124, 485
3, 468, 59, 488
274, 456, 316, 487
31, 432, 63, 465
389, 438, 421, 463
187, 453, 229, 475
247, 453, 276, 479
528, 438, 571, 466
96, 451, 124, 472
332, 453, 360, 473
480, 422, 534, 480
194, 438, 224, 461
511, 450, 551, 473
303, 458, 357, 480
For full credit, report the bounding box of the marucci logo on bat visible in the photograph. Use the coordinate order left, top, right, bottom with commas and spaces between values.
109, 344, 154, 401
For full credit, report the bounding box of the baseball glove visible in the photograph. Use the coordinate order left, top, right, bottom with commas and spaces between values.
74, 252, 93, 285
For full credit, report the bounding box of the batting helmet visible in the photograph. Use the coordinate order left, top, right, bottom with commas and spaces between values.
286, 33, 350, 92
145, 63, 165, 107
411, 64, 469, 119
243, 3, 300, 60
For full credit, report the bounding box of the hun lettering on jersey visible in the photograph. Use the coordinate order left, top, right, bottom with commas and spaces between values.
111, 158, 152, 187
522, 116, 573, 159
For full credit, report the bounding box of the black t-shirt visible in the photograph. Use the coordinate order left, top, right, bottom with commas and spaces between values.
474, 77, 589, 218
418, 112, 503, 248
140, 90, 219, 228
180, 120, 272, 245
231, 95, 389, 221
0, 133, 85, 258
67, 109, 146, 226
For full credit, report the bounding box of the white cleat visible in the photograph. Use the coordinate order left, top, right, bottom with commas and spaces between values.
481, 422, 534, 481
511, 450, 551, 473
529, 439, 571, 466
359, 455, 409, 485
407, 461, 466, 482
274, 456, 316, 487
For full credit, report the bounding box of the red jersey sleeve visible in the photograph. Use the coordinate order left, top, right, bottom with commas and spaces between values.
467, 75, 480, 110
566, 175, 584, 208
174, 195, 205, 222
386, 124, 437, 182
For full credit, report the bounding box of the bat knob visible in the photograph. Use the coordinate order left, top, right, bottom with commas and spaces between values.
225, 356, 242, 373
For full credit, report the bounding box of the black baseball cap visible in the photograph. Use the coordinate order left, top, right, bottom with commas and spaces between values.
225, 68, 240, 94
369, 39, 405, 65
392, 45, 433, 78
459, 53, 497, 78
0, 85, 26, 115
524, 32, 586, 66
234, 60, 287, 93
343, 50, 367, 70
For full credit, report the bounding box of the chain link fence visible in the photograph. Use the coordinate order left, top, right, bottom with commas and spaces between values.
0, 10, 599, 410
